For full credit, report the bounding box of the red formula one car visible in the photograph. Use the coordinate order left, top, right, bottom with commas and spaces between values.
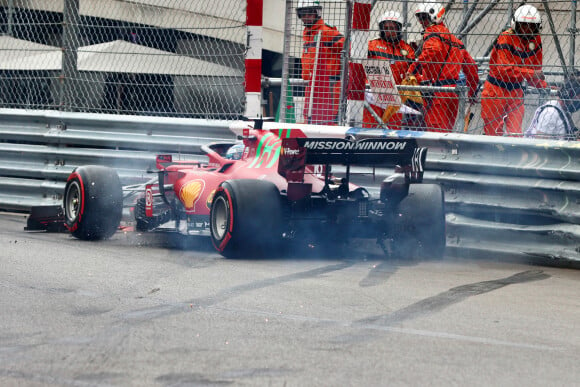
48, 121, 445, 258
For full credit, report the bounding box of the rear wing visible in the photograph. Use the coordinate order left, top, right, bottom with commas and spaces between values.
279, 137, 427, 183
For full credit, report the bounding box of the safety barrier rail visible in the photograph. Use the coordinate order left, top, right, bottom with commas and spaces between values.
1, 109, 578, 262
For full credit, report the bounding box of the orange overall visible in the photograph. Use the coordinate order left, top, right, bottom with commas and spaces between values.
301, 19, 344, 125
408, 23, 479, 132
362, 38, 415, 129
481, 29, 547, 136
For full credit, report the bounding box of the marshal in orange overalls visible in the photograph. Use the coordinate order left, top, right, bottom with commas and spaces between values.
481, 28, 547, 136
301, 19, 344, 125
363, 37, 415, 129
408, 23, 479, 132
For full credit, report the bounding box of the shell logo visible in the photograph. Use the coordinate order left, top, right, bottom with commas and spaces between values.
179, 180, 205, 210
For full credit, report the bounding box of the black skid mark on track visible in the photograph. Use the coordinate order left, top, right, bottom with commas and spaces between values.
359, 261, 398, 287
358, 258, 420, 287
359, 270, 551, 327
327, 270, 551, 345
122, 262, 355, 322
155, 372, 232, 386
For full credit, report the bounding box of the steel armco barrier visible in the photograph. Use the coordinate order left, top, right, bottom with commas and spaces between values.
1, 109, 579, 263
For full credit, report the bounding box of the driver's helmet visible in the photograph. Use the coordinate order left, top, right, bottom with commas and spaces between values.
225, 143, 245, 160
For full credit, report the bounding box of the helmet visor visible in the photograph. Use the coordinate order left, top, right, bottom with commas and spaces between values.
380, 20, 402, 32
415, 13, 431, 23
297, 7, 319, 19
515, 22, 541, 35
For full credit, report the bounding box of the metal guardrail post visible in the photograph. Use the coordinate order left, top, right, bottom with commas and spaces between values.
454, 84, 468, 132
279, 0, 294, 123
338, 0, 353, 126
402, 0, 409, 41
570, 0, 578, 70
7, 0, 14, 36
542, 0, 569, 77
61, 0, 80, 111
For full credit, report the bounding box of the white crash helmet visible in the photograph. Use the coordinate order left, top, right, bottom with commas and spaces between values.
511, 4, 542, 30
379, 11, 403, 41
415, 1, 445, 24
296, 0, 322, 19
379, 10, 404, 27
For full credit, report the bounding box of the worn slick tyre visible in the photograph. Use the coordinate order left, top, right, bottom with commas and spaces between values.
210, 179, 283, 258
392, 184, 446, 259
64, 165, 123, 240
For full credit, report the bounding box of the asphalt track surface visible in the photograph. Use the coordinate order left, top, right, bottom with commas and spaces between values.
1, 212, 579, 386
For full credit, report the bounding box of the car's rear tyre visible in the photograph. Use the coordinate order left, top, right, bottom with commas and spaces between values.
64, 165, 123, 240
210, 179, 283, 258
391, 184, 446, 259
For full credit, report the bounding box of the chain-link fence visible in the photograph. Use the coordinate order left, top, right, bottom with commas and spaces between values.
0, 0, 246, 119
279, 0, 579, 139
279, 0, 348, 125
1, 0, 578, 134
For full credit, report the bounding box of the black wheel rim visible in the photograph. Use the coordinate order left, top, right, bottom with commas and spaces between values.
211, 195, 229, 241
65, 181, 81, 222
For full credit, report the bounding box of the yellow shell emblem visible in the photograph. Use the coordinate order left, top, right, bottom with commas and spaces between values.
179, 180, 205, 210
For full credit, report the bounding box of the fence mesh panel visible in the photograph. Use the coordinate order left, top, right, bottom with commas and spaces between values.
0, 0, 246, 118
281, 0, 348, 125
1, 0, 578, 136
281, 0, 579, 139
